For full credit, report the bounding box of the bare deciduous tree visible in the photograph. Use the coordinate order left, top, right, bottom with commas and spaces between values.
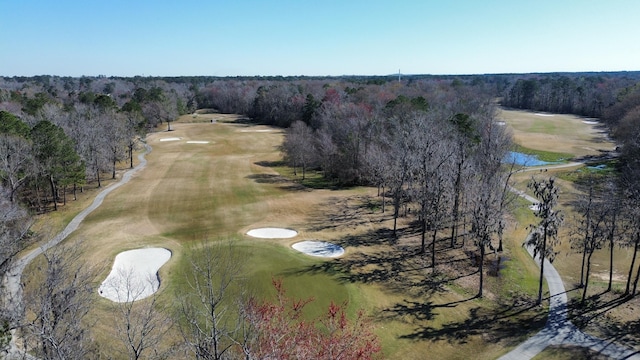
177, 241, 246, 360
23, 243, 97, 359
0, 134, 33, 203
282, 121, 316, 180
525, 177, 564, 305
111, 268, 175, 360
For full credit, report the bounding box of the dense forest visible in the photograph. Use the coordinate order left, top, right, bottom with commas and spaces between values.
3, 72, 640, 358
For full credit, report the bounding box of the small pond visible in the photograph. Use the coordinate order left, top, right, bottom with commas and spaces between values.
504, 151, 556, 166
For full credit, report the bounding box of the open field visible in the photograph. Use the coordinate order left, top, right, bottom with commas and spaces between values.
20, 109, 640, 358
498, 109, 616, 159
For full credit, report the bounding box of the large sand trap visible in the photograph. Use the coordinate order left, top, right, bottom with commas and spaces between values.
292, 241, 345, 258
246, 227, 298, 239
160, 137, 181, 141
98, 248, 171, 303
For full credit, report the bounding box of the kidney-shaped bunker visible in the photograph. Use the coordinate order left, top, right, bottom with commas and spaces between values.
99, 248, 171, 303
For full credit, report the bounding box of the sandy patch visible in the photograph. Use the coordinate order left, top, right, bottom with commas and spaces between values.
160, 137, 181, 142
534, 113, 554, 117
246, 227, 298, 239
292, 241, 345, 258
186, 141, 210, 144
98, 248, 171, 303
582, 120, 599, 125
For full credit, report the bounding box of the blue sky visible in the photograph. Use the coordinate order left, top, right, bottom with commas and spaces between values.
1, 0, 639, 77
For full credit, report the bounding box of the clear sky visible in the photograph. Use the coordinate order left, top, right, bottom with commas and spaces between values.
1, 0, 639, 77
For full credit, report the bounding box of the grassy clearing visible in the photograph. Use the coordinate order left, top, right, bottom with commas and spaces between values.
513, 144, 574, 162
499, 108, 616, 158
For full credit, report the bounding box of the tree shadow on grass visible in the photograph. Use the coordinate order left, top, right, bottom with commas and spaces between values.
568, 292, 640, 349
245, 173, 309, 191
396, 299, 546, 346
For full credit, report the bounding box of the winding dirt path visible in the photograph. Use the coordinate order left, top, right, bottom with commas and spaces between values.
2, 144, 151, 359
500, 162, 640, 360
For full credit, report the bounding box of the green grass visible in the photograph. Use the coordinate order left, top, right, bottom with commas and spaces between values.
556, 159, 618, 184
513, 144, 574, 162
168, 237, 359, 320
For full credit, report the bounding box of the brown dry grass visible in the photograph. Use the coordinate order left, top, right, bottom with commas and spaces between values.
499, 109, 616, 157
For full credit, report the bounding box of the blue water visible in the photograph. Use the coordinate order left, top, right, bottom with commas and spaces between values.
504, 151, 555, 166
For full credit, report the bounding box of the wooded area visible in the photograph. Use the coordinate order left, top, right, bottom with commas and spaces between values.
3, 72, 640, 358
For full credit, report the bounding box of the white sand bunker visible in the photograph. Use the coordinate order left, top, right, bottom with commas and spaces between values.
582, 120, 598, 125
535, 113, 554, 117
186, 140, 210, 144
292, 241, 345, 258
99, 248, 171, 303
246, 227, 298, 239
160, 137, 181, 142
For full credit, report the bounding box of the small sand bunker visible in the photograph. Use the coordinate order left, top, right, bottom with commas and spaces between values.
582, 120, 598, 125
186, 140, 210, 144
529, 203, 541, 212
534, 113, 554, 117
246, 227, 298, 239
292, 241, 345, 258
160, 137, 181, 142
99, 248, 171, 303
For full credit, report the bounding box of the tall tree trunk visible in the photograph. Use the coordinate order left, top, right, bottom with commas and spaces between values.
633, 259, 640, 296
95, 158, 102, 188
431, 226, 437, 273
450, 161, 463, 248
129, 144, 134, 169
579, 244, 587, 288
420, 217, 426, 254
49, 174, 57, 211
607, 211, 617, 292
392, 189, 401, 237
478, 242, 485, 298
625, 233, 639, 296
537, 229, 548, 305
581, 250, 594, 304
112, 159, 116, 179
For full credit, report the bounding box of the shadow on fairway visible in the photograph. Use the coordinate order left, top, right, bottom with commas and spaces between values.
397, 300, 545, 346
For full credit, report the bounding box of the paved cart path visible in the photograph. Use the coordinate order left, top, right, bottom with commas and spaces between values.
500, 163, 640, 360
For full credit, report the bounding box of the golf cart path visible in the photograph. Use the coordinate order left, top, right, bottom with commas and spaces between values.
2, 144, 151, 360
499, 162, 640, 360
